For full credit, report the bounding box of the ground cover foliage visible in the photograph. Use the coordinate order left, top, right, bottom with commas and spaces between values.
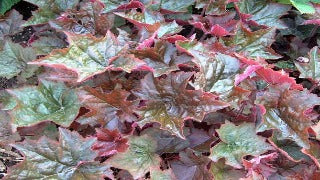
1, 0, 320, 179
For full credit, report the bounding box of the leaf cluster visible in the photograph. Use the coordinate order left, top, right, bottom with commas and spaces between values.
1, 0, 320, 179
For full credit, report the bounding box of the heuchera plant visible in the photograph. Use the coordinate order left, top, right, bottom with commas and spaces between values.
1, 0, 320, 179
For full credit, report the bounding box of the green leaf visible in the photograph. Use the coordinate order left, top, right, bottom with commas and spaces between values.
157, 21, 182, 38
295, 46, 320, 82
237, 0, 290, 28
0, 41, 37, 79
114, 9, 164, 30
277, 0, 320, 14
7, 80, 80, 129
210, 159, 246, 180
24, 0, 79, 26
133, 72, 229, 138
210, 122, 273, 168
302, 140, 320, 168
107, 135, 161, 179
30, 32, 126, 82
100, 0, 129, 13
150, 168, 175, 180
0, 0, 20, 15
143, 0, 195, 12
223, 25, 281, 59
6, 128, 111, 179
137, 103, 185, 139
109, 54, 147, 73
289, 0, 319, 14
256, 84, 320, 148
31, 33, 67, 56
269, 134, 310, 161
0, 110, 20, 147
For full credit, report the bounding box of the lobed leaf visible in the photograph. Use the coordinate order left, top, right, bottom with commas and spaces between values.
24, 0, 80, 26
0, 41, 37, 79
295, 46, 320, 82
7, 80, 80, 129
223, 25, 281, 59
107, 134, 161, 179
6, 128, 111, 179
256, 84, 320, 148
134, 72, 229, 138
237, 0, 290, 28
210, 122, 273, 168
30, 31, 126, 82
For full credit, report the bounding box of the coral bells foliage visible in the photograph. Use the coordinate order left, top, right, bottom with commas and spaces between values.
2, 0, 320, 179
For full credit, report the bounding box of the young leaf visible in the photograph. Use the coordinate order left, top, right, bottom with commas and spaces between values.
30, 31, 126, 82
242, 152, 278, 179
132, 40, 192, 77
237, 0, 290, 28
92, 128, 128, 157
77, 87, 137, 126
0, 0, 20, 15
0, 41, 37, 79
210, 122, 273, 168
133, 72, 229, 138
189, 13, 238, 36
24, 0, 79, 26
295, 46, 320, 82
7, 80, 80, 129
107, 134, 161, 179
223, 25, 281, 59
6, 128, 111, 179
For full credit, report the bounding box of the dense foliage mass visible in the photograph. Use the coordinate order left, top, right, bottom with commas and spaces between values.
1, 0, 320, 179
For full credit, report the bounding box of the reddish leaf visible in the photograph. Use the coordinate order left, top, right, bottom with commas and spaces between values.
189, 12, 238, 36
132, 40, 192, 77
133, 72, 229, 138
243, 153, 278, 179
256, 84, 320, 148
92, 128, 128, 157
77, 87, 137, 126
170, 149, 213, 180
50, 1, 114, 36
